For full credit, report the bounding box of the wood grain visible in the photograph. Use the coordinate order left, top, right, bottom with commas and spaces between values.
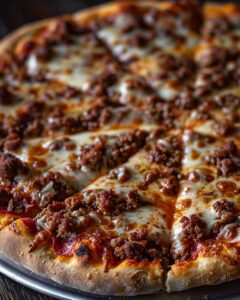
0, 275, 53, 300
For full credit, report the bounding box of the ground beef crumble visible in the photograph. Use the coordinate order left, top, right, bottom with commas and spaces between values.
70, 130, 147, 172
206, 141, 240, 176
30, 171, 77, 208
211, 199, 239, 239
110, 230, 162, 262
172, 214, 206, 261
0, 153, 29, 182
147, 136, 182, 169
108, 167, 131, 183
0, 186, 33, 214
68, 189, 144, 216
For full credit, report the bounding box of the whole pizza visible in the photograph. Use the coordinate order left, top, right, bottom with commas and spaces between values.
0, 0, 239, 296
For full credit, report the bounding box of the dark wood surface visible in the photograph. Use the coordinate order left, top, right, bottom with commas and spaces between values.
0, 0, 110, 38
0, 1, 108, 299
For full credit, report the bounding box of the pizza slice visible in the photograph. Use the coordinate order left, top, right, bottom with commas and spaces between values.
0, 129, 147, 230
77, 1, 201, 100
183, 90, 240, 137
79, 1, 201, 63
6, 18, 118, 90
167, 130, 240, 291
0, 75, 163, 151
1, 15, 161, 108
181, 47, 240, 136
0, 132, 183, 295
129, 52, 196, 101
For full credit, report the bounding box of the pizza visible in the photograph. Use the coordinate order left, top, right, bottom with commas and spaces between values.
0, 0, 239, 296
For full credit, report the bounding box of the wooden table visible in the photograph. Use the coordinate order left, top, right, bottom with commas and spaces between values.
0, 1, 108, 298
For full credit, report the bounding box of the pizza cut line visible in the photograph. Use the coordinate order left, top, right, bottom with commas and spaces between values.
0, 0, 240, 296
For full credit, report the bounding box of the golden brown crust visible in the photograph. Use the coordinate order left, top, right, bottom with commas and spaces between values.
0, 19, 48, 55
0, 227, 163, 296
204, 3, 240, 19
73, 1, 171, 25
166, 256, 240, 292
0, 1, 172, 56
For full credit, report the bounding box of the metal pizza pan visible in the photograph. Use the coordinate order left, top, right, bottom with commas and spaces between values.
0, 254, 240, 300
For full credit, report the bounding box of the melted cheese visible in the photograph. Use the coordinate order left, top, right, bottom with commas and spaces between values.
171, 130, 240, 256
26, 34, 118, 90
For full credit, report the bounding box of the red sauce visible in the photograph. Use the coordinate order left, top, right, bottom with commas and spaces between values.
0, 207, 9, 214
175, 261, 188, 267
21, 218, 37, 235
53, 237, 76, 257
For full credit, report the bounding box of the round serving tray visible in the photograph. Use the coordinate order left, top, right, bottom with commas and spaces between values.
0, 255, 240, 300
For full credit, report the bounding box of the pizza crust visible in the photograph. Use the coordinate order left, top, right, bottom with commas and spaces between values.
204, 3, 240, 19
0, 1, 171, 56
0, 227, 163, 296
73, 1, 172, 25
0, 19, 48, 55
166, 256, 240, 292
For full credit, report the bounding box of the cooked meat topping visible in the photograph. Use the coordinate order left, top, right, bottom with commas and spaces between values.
212, 207, 240, 241
214, 94, 240, 110
79, 189, 144, 216
175, 92, 198, 110
198, 47, 239, 68
0, 100, 47, 150
160, 175, 179, 196
145, 99, 175, 129
34, 201, 93, 240
70, 130, 147, 172
10, 100, 46, 138
77, 137, 106, 171
139, 168, 160, 190
0, 85, 16, 105
109, 130, 147, 166
0, 186, 33, 214
49, 102, 112, 134
85, 72, 119, 97
206, 141, 240, 176
0, 188, 11, 206
111, 230, 161, 262
155, 53, 196, 82
180, 214, 206, 241
195, 48, 240, 96
213, 199, 237, 223
213, 121, 234, 137
30, 172, 77, 208
7, 190, 33, 214
108, 167, 131, 183
0, 153, 29, 182
203, 17, 237, 39
173, 214, 206, 261
47, 137, 74, 151
147, 136, 182, 168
